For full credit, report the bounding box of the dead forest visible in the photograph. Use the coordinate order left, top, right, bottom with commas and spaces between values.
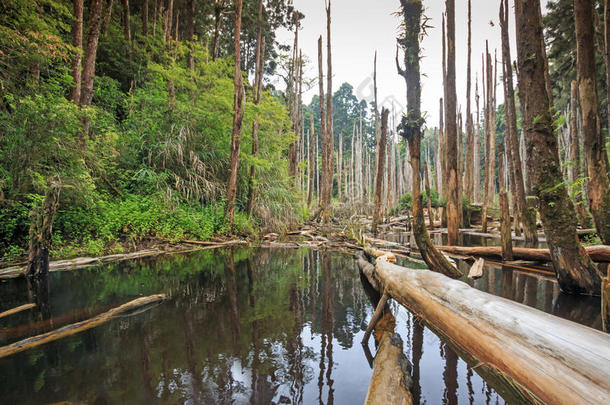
1, 0, 610, 403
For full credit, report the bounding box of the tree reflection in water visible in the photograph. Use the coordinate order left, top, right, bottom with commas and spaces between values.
0, 247, 602, 404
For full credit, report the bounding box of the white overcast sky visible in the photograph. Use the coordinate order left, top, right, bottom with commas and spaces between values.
276, 0, 552, 128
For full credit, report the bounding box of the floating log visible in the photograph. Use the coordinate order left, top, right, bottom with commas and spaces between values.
0, 303, 36, 320
437, 245, 610, 263
367, 253, 610, 404
364, 312, 413, 405
468, 258, 485, 279
364, 247, 397, 263
0, 294, 166, 359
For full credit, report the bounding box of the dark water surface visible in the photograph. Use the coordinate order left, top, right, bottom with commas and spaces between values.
0, 247, 602, 404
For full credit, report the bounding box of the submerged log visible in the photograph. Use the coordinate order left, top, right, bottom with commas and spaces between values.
0, 294, 166, 359
358, 258, 413, 405
0, 303, 36, 320
437, 244, 610, 263
368, 253, 610, 404
364, 313, 413, 405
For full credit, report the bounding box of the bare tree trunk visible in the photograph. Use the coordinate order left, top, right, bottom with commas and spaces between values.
575, 0, 610, 245
372, 107, 388, 236
515, 0, 602, 294
225, 0, 245, 225
186, 0, 194, 69
164, 0, 173, 44
569, 81, 591, 227
122, 0, 131, 42
474, 77, 481, 203
445, 0, 459, 246
424, 161, 434, 230
246, 0, 265, 215
500, 0, 537, 246
482, 45, 494, 233
71, 0, 84, 104
80, 0, 104, 107
322, 0, 334, 224
288, 14, 300, 180
397, 0, 461, 278
308, 113, 315, 206
103, 0, 114, 35
27, 177, 61, 277
498, 141, 513, 261
464, 0, 474, 203
142, 0, 149, 35
212, 2, 221, 60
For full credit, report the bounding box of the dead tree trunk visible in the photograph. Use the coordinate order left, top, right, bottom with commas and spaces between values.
515, 0, 602, 294
464, 0, 474, 204
424, 161, 434, 230
322, 0, 334, 223
445, 0, 459, 246
569, 81, 591, 227
397, 0, 461, 278
288, 13, 300, 180
122, 0, 131, 42
224, 0, 245, 225
27, 178, 61, 277
71, 0, 84, 104
142, 0, 149, 35
500, 0, 537, 246
246, 0, 265, 215
474, 77, 481, 203
317, 36, 326, 212
575, 0, 610, 245
498, 142, 513, 261
372, 108, 389, 236
364, 253, 610, 405
164, 0, 173, 44
308, 113, 315, 206
482, 46, 496, 234
102, 0, 114, 35
79, 0, 104, 107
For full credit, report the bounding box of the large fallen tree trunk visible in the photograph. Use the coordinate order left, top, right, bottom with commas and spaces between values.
366, 254, 610, 404
437, 244, 610, 263
0, 294, 165, 359
364, 312, 413, 405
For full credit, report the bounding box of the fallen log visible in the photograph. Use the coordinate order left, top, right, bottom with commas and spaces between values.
369, 254, 610, 404
437, 245, 610, 263
0, 243, 236, 279
0, 303, 36, 320
364, 312, 413, 405
0, 294, 166, 359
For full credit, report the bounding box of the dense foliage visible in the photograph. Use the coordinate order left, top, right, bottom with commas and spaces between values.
0, 0, 299, 260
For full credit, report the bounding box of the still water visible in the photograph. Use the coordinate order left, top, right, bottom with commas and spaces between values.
0, 247, 602, 404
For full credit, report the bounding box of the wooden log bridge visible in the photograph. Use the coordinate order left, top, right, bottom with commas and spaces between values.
0, 294, 166, 359
363, 253, 610, 404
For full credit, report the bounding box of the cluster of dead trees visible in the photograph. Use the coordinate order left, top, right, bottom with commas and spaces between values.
386, 0, 610, 296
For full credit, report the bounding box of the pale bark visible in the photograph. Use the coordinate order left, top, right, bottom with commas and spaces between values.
224, 0, 245, 225
445, 0, 459, 245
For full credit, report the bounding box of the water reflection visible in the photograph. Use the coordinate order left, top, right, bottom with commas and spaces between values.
0, 247, 602, 404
